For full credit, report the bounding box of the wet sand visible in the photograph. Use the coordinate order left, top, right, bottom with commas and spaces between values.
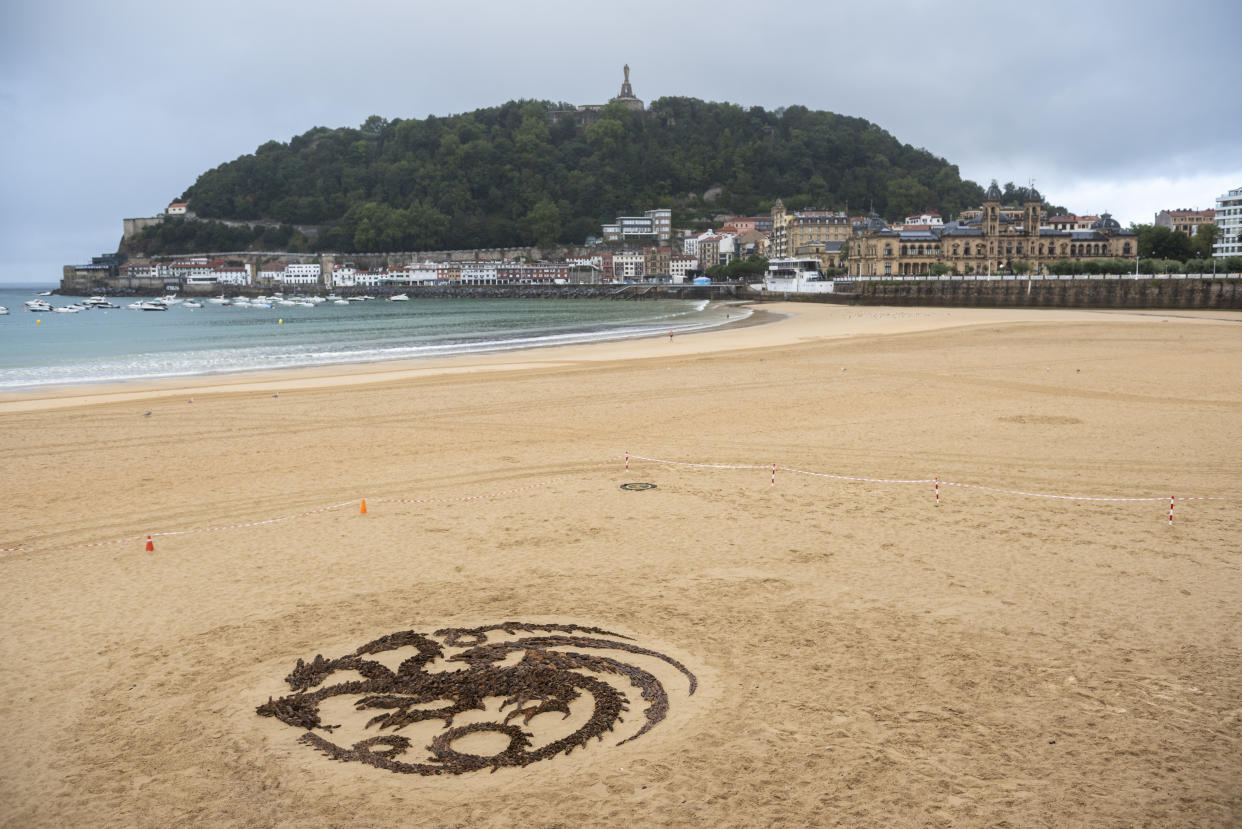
2, 302, 1240, 827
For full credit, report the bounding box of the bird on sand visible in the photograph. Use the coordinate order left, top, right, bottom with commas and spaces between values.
144, 410, 152, 417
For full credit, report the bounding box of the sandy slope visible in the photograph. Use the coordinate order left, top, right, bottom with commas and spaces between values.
1, 303, 1240, 827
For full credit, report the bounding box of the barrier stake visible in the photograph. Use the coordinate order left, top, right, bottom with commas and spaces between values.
935, 476, 940, 507
145, 535, 154, 552
771, 463, 776, 486
360, 498, 367, 515
1168, 496, 1174, 526
625, 451, 629, 472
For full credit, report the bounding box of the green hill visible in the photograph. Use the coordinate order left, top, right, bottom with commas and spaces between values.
129, 98, 1054, 255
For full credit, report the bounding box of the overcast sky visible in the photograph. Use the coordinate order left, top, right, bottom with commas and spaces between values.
2, 0, 1239, 284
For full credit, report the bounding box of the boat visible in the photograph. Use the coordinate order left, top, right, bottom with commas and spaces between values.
37, 290, 53, 296
53, 306, 81, 313
183, 301, 203, 308
387, 293, 409, 302
24, 300, 53, 312
84, 297, 120, 309
137, 301, 168, 311
160, 294, 184, 305
333, 299, 350, 305
207, 296, 229, 305
0, 306, 9, 315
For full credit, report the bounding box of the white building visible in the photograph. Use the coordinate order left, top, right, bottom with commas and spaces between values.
669, 255, 698, 284
166, 202, 188, 216
461, 262, 500, 284
683, 229, 717, 256
612, 252, 645, 279
332, 265, 357, 286
383, 266, 439, 285
212, 264, 251, 285
1214, 186, 1242, 258
281, 263, 321, 284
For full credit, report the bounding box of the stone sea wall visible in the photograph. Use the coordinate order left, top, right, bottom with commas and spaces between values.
750, 278, 1242, 310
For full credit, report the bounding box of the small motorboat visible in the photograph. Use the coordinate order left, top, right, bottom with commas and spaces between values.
333, 299, 350, 305
24, 300, 53, 312
137, 301, 168, 311
0, 306, 10, 315
54, 306, 81, 313
84, 297, 121, 309
387, 293, 409, 302
183, 301, 203, 308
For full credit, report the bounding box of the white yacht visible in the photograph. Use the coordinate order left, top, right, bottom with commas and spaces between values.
24, 299, 53, 312
387, 293, 409, 302
84, 296, 120, 309
137, 300, 168, 311
0, 306, 9, 315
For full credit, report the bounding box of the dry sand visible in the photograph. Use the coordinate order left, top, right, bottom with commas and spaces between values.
2, 302, 1240, 827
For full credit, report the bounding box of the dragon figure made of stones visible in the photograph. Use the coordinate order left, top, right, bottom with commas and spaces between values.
257, 622, 697, 775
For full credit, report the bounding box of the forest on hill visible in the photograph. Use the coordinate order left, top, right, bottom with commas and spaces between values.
129, 98, 1061, 256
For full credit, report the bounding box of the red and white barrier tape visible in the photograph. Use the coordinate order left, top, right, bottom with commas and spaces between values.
623, 453, 1230, 505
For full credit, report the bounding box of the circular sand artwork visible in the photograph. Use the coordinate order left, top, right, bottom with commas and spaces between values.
257, 623, 696, 775
620, 482, 658, 491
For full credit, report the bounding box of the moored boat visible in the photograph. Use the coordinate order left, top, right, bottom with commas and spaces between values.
24, 300, 53, 312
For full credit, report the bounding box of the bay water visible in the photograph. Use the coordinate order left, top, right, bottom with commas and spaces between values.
0, 285, 740, 391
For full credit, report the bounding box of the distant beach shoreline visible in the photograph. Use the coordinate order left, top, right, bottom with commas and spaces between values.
2, 303, 1233, 414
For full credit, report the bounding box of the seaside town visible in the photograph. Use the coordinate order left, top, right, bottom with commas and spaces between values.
60, 187, 1241, 297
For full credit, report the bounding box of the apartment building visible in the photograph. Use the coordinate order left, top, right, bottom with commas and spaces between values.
1155, 208, 1215, 237
1214, 186, 1242, 258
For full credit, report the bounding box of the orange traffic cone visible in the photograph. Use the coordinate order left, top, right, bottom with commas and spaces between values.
145, 535, 154, 552
360, 498, 367, 515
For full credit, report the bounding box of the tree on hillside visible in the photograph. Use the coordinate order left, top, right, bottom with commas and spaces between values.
163, 98, 1076, 254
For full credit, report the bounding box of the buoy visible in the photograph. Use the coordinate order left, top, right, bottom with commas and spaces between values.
36, 319, 41, 325
360, 498, 367, 515
278, 318, 283, 325
145, 535, 154, 552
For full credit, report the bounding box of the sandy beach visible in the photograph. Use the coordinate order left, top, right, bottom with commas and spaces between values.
2, 301, 1240, 827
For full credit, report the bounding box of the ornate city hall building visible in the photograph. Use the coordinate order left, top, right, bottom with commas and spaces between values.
846, 182, 1137, 277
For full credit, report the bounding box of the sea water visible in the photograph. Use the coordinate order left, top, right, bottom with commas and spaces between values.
0, 286, 742, 391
